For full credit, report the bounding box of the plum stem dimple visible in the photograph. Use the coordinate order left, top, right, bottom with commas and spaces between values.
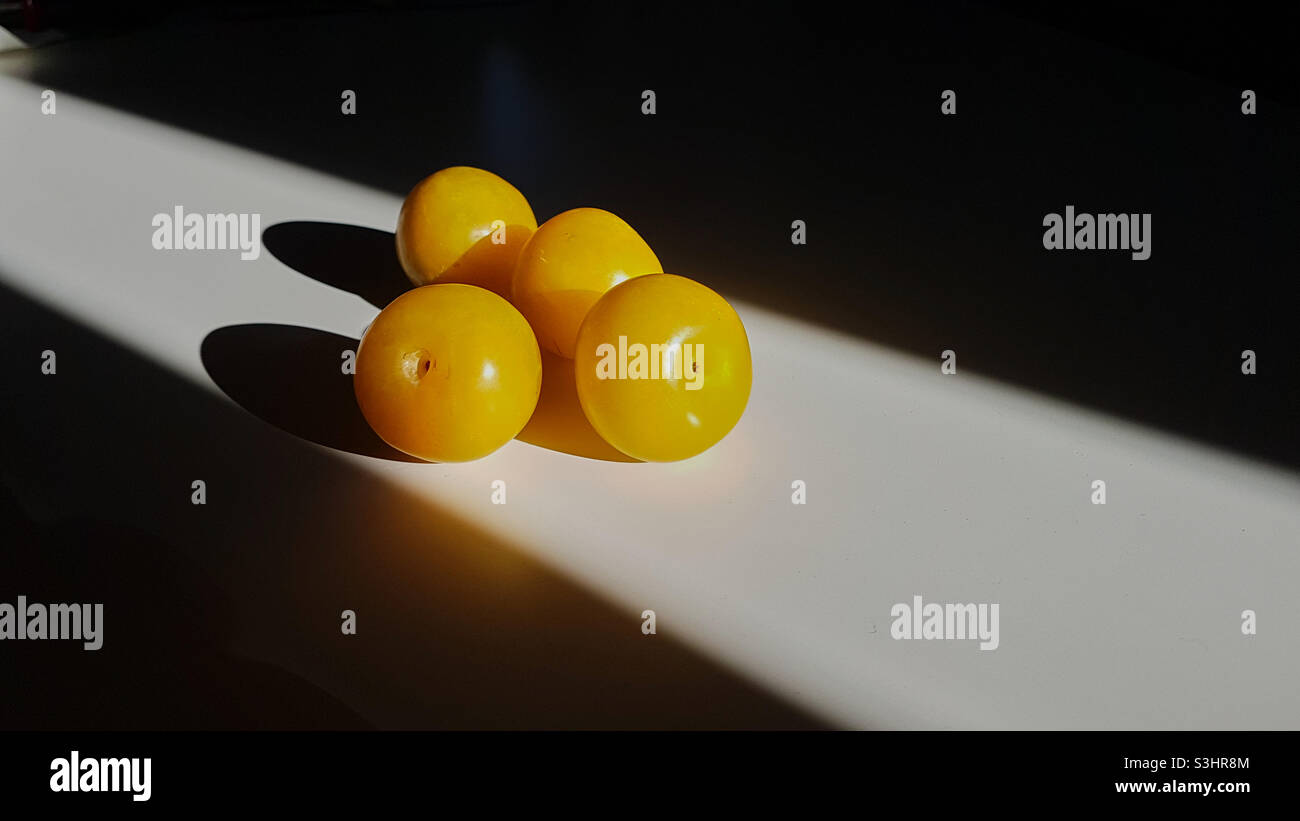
402, 349, 432, 384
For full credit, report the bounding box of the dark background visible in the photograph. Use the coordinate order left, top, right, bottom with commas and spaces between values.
7, 0, 1295, 468
1, 0, 1296, 730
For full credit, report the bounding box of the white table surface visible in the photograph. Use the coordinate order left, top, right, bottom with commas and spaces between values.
2, 70, 1297, 729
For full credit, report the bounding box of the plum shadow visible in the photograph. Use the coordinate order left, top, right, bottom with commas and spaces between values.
262, 221, 409, 310
201, 323, 423, 463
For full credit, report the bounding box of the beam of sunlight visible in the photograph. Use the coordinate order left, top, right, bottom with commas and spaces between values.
2, 74, 1298, 729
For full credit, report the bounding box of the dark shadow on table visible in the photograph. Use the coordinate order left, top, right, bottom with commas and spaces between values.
201, 323, 423, 462
1, 282, 823, 728
0, 485, 372, 730
262, 221, 408, 311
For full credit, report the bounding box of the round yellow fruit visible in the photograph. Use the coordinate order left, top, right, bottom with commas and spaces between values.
511, 207, 662, 359
354, 283, 542, 462
395, 166, 537, 297
574, 274, 752, 462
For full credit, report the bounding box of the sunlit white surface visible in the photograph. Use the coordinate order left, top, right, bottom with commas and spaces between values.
0, 27, 24, 54
1, 74, 1297, 729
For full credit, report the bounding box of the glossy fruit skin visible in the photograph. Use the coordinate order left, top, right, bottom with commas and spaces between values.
354, 284, 542, 462
396, 166, 537, 297
574, 274, 752, 462
511, 207, 662, 359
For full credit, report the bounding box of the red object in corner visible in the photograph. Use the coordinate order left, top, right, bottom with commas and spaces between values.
23, 0, 43, 33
